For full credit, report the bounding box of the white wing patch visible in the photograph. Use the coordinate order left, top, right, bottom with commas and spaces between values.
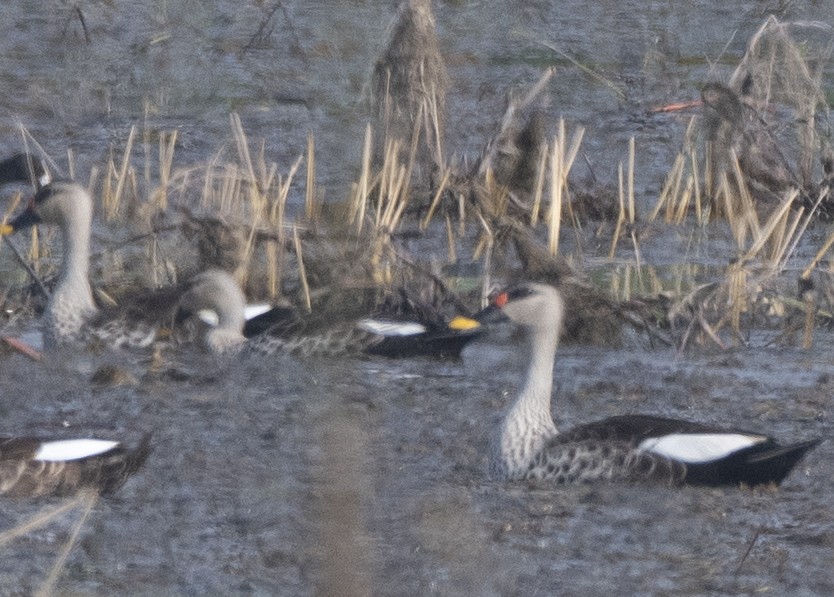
35, 439, 120, 462
244, 304, 272, 320
357, 319, 426, 337
638, 433, 768, 464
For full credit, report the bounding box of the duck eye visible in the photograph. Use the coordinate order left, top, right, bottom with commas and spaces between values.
507, 286, 533, 301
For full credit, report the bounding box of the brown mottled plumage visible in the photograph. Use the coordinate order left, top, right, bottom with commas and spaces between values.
0, 435, 150, 498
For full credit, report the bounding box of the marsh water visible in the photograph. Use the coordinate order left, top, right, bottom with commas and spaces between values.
1, 1, 834, 595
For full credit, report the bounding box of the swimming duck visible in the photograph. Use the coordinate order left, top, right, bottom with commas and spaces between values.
243, 306, 482, 358
1, 175, 481, 357
174, 276, 483, 358
0, 434, 150, 498
1, 181, 99, 346
0, 177, 244, 349
481, 282, 819, 486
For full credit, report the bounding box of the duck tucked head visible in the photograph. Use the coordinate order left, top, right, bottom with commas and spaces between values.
175, 270, 246, 354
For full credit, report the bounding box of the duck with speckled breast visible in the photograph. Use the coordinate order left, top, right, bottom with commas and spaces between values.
0, 155, 247, 351
478, 282, 820, 487
0, 154, 484, 357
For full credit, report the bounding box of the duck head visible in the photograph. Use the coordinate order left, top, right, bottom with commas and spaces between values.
5, 182, 93, 234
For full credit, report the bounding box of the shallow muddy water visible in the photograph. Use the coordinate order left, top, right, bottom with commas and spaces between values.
0, 1, 833, 595
0, 335, 831, 595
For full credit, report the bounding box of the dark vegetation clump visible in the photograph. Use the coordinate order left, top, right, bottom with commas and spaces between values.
370, 0, 449, 173
4, 15, 834, 352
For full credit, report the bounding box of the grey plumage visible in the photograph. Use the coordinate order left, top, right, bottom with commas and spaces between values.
485, 282, 819, 487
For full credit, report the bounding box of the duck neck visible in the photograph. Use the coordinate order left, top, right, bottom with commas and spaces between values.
519, 326, 558, 419
47, 208, 96, 338
499, 322, 560, 477
512, 324, 559, 432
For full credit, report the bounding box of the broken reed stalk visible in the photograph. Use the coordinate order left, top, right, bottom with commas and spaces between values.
650, 119, 703, 225
66, 148, 76, 181
529, 140, 549, 225
231, 113, 258, 195
142, 102, 152, 199
609, 162, 626, 259
627, 137, 636, 225
739, 191, 796, 264
227, 115, 297, 292
650, 152, 683, 223
293, 224, 311, 313
609, 138, 639, 260
477, 212, 494, 308
671, 176, 694, 225
28, 225, 41, 275
445, 211, 457, 262
422, 86, 444, 167
351, 124, 373, 234
305, 132, 318, 222
803, 285, 816, 349
727, 259, 747, 339
801, 222, 834, 279
457, 189, 466, 236
547, 119, 584, 255
0, 494, 91, 549
727, 150, 760, 249
267, 156, 302, 298
419, 167, 451, 231
548, 136, 562, 256
625, 137, 643, 278
1, 195, 50, 299
352, 124, 416, 285
375, 138, 405, 231
35, 491, 98, 597
668, 162, 687, 224
152, 130, 178, 211
773, 207, 804, 267
783, 188, 826, 272
690, 145, 703, 222
104, 125, 137, 222
765, 194, 801, 267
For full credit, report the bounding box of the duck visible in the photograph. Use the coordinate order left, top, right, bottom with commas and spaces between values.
2, 180, 108, 346
1, 174, 483, 357
0, 434, 150, 498
480, 282, 820, 487
177, 287, 483, 358
173, 269, 247, 353
243, 306, 483, 358
0, 175, 246, 350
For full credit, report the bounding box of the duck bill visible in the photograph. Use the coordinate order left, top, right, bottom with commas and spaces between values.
473, 304, 510, 324
8, 206, 41, 232
447, 316, 481, 331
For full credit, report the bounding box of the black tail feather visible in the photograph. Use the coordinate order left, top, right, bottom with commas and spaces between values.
686, 438, 821, 487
